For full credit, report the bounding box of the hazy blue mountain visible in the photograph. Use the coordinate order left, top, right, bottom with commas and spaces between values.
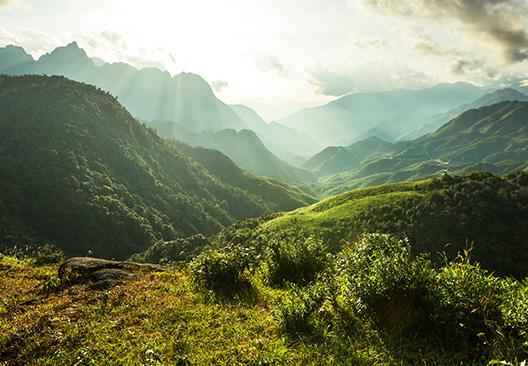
402, 88, 528, 141
147, 121, 317, 186
278, 82, 484, 146
317, 101, 528, 196
0, 42, 247, 133
229, 104, 321, 160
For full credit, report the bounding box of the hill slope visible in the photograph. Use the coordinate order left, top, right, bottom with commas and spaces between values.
0, 43, 246, 132
147, 121, 317, 185
0, 75, 312, 258
316, 101, 528, 195
262, 172, 528, 278
301, 136, 397, 176
403, 88, 528, 140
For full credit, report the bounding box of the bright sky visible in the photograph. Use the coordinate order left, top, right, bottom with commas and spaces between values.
1, 0, 527, 119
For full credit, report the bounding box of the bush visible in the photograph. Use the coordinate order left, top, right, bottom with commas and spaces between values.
33, 244, 65, 265
335, 234, 434, 336
190, 244, 256, 298
265, 233, 329, 287
278, 283, 327, 336
430, 257, 527, 358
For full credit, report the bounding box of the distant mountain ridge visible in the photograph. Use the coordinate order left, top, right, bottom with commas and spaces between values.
301, 136, 397, 176
402, 88, 528, 140
315, 100, 528, 195
0, 42, 322, 161
229, 104, 322, 160
0, 42, 247, 133
278, 82, 485, 146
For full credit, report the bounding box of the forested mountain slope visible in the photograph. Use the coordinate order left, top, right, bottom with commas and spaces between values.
0, 75, 312, 258
148, 121, 316, 185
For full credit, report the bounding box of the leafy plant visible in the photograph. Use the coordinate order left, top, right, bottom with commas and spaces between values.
190, 244, 257, 298
264, 232, 330, 287
33, 244, 65, 265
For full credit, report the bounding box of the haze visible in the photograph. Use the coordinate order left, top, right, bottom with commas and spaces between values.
1, 0, 527, 119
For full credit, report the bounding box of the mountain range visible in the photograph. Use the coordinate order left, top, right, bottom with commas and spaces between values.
315, 100, 528, 196
0, 75, 314, 258
278, 82, 486, 146
402, 88, 528, 140
0, 43, 319, 160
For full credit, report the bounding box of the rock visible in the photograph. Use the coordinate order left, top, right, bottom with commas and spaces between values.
58, 257, 164, 289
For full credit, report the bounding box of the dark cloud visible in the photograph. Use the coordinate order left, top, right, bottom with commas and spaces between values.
308, 62, 431, 96
255, 54, 289, 76
210, 80, 229, 93
450, 58, 497, 78
361, 0, 528, 63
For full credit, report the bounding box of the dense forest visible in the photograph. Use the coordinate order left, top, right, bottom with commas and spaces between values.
0, 75, 312, 259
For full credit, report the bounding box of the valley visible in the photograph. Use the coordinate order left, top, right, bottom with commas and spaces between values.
1, 15, 528, 363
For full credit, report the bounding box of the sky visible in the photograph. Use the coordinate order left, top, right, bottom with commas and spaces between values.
1, 0, 528, 120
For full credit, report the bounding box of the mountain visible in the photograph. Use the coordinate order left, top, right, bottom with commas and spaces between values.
0, 75, 313, 259
402, 88, 528, 140
301, 136, 397, 176
172, 141, 316, 209
0, 42, 247, 133
316, 101, 528, 195
278, 82, 484, 146
146, 120, 317, 186
262, 172, 528, 278
229, 104, 322, 159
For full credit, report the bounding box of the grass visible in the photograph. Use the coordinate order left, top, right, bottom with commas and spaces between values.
262, 180, 427, 248
1, 256, 287, 365
1, 251, 525, 365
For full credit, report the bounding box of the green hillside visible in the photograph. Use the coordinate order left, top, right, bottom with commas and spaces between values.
171, 141, 316, 209
314, 101, 528, 195
301, 136, 397, 176
263, 172, 528, 278
3, 172, 526, 364
403, 88, 528, 140
148, 121, 317, 186
0, 75, 312, 259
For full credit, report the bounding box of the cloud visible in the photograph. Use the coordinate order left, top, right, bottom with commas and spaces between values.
210, 79, 229, 93
349, 33, 388, 48
308, 62, 432, 96
255, 54, 289, 77
405, 28, 454, 57
0, 26, 62, 57
100, 30, 128, 50
360, 0, 528, 63
0, 0, 9, 7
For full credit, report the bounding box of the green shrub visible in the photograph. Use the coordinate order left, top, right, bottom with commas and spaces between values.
265, 233, 330, 287
430, 256, 528, 358
190, 244, 256, 298
335, 234, 434, 336
278, 283, 327, 336
33, 244, 65, 265
500, 279, 528, 359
